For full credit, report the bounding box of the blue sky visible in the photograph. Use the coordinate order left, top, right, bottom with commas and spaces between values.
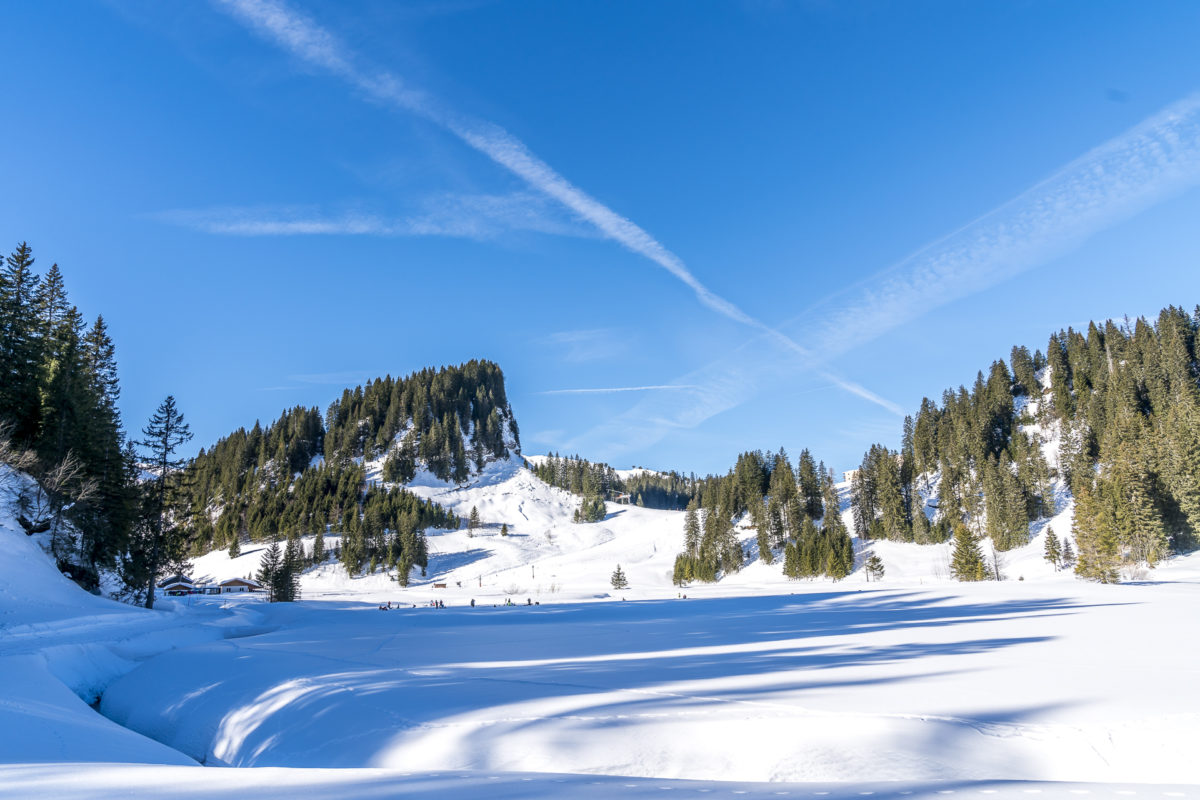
4, 1, 1200, 475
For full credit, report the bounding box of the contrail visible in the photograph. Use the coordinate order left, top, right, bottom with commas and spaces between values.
539, 385, 700, 396
156, 192, 586, 239
566, 92, 1200, 458
211, 0, 902, 416
788, 92, 1200, 365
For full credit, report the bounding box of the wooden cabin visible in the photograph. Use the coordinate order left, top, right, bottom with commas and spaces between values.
218, 577, 263, 593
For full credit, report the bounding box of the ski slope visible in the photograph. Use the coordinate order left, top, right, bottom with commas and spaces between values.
4, 460, 1200, 798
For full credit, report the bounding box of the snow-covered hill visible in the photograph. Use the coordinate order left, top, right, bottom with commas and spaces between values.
191, 455, 687, 606
187, 451, 1191, 613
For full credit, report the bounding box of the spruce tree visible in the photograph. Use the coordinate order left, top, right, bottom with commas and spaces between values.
683, 501, 701, 555
1072, 483, 1120, 583
280, 534, 303, 601
950, 524, 988, 581
0, 243, 45, 443
1060, 537, 1075, 569
134, 396, 193, 609
864, 553, 885, 581
257, 537, 283, 601
610, 564, 629, 590
468, 505, 480, 533
500, 522, 508, 536
1043, 530, 1061, 570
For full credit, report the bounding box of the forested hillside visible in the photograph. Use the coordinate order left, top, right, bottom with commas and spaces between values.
329, 362, 520, 482
171, 362, 520, 574
671, 448, 852, 583
850, 304, 1200, 582
0, 242, 135, 591
0, 239, 511, 600
531, 454, 695, 511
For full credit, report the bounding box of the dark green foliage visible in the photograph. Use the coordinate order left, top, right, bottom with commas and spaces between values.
1072, 483, 1119, 583
573, 495, 606, 523
500, 523, 508, 536
851, 444, 910, 542
676, 451, 852, 583
0, 243, 135, 583
855, 304, 1200, 577
950, 524, 989, 581
610, 564, 629, 589
133, 396, 193, 609
257, 537, 284, 601
0, 243, 44, 443
864, 553, 885, 581
324, 361, 517, 483
1043, 530, 1061, 570
531, 453, 695, 510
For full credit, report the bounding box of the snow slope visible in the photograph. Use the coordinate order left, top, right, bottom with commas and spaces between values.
190, 455, 687, 606
101, 572, 1200, 784
191, 453, 1105, 606
7, 460, 1200, 797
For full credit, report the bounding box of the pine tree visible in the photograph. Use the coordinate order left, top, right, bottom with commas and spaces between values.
312, 529, 325, 564
911, 494, 932, 543
950, 524, 988, 581
610, 564, 629, 590
468, 505, 480, 533
257, 537, 283, 601
756, 502, 774, 564
0, 242, 44, 442
864, 553, 885, 581
228, 534, 241, 559
1043, 530, 1061, 570
500, 523, 508, 536
280, 533, 302, 601
134, 396, 193, 609
797, 449, 824, 520
782, 541, 800, 578
683, 501, 700, 555
1072, 483, 1120, 583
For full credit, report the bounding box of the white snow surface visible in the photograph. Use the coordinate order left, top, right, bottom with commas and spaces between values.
4, 459, 1200, 798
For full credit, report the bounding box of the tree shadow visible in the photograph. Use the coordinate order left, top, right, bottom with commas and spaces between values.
424, 548, 491, 578
101, 590, 1129, 777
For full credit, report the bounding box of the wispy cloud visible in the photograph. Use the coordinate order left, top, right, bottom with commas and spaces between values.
211, 0, 903, 417
568, 93, 1200, 458
539, 385, 700, 396
288, 370, 378, 385
788, 93, 1200, 366
540, 329, 628, 363
157, 191, 590, 240
526, 428, 565, 445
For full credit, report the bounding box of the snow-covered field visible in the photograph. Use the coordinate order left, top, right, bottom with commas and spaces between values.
4, 458, 1200, 798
